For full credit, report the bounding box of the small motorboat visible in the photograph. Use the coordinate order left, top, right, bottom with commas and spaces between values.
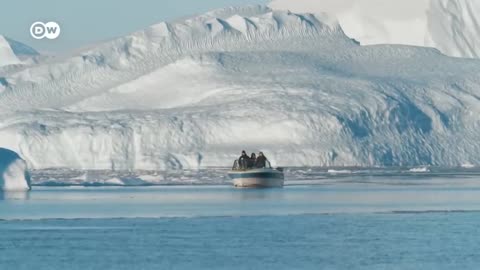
228, 159, 284, 188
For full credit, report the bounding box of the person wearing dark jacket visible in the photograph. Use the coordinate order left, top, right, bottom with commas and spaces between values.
248, 153, 256, 168
255, 152, 268, 168
238, 150, 249, 169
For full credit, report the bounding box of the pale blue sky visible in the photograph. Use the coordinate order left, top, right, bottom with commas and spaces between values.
0, 0, 267, 53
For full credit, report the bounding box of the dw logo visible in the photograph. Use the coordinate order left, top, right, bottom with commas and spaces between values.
30, 21, 61, 40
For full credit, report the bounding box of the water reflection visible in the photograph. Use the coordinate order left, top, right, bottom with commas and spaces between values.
234, 188, 285, 201
0, 191, 30, 201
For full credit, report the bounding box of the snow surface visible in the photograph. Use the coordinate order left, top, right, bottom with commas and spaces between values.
1, 6, 480, 170
0, 148, 31, 191
269, 0, 480, 58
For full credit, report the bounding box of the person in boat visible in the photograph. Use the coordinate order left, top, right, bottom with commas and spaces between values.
255, 152, 268, 168
248, 153, 256, 168
238, 150, 250, 169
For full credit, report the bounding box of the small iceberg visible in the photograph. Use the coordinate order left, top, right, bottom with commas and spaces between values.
461, 163, 475, 169
0, 148, 31, 191
327, 169, 352, 174
408, 166, 430, 173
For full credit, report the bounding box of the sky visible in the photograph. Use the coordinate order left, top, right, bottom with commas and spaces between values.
0, 0, 266, 53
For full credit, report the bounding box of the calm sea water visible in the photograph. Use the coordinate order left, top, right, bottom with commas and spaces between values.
2, 172, 480, 269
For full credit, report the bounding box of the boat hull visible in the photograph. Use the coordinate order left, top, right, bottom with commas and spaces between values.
228, 169, 284, 188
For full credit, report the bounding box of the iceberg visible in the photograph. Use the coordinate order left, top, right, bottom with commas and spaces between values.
1, 6, 480, 170
0, 36, 21, 67
0, 148, 31, 191
408, 167, 430, 173
269, 0, 480, 58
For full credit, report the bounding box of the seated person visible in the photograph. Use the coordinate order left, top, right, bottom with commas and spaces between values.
238, 150, 249, 169
255, 152, 267, 168
248, 153, 256, 168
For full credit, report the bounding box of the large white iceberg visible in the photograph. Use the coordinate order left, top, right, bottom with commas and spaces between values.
0, 148, 31, 191
0, 6, 480, 170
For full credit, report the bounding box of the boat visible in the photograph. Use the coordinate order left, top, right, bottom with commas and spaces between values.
228, 159, 284, 188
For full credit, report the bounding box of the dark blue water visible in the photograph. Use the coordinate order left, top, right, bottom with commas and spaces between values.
1, 213, 480, 270
2, 175, 480, 269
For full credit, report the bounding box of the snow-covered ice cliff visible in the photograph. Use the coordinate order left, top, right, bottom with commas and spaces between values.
1, 6, 480, 170
0, 36, 39, 93
270, 0, 480, 58
0, 36, 21, 67
0, 148, 31, 191
0, 35, 39, 66
426, 0, 480, 58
